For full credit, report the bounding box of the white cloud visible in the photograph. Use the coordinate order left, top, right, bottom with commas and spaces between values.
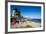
24, 16, 31, 18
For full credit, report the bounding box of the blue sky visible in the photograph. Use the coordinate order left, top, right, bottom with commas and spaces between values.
10, 5, 41, 19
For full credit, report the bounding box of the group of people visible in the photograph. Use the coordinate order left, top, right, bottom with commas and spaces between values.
11, 16, 25, 25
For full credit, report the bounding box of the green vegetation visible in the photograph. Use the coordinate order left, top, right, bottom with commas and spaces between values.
14, 8, 21, 16
25, 25, 32, 28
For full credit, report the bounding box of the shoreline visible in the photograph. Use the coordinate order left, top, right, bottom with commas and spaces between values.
11, 21, 41, 28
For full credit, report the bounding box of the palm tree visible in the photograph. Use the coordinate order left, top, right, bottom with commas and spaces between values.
14, 8, 21, 17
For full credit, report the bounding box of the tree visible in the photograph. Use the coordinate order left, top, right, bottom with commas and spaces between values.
14, 8, 21, 17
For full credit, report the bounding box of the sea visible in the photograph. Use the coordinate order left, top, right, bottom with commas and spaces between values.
27, 19, 41, 23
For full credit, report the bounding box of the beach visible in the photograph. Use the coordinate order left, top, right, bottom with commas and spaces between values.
11, 21, 41, 28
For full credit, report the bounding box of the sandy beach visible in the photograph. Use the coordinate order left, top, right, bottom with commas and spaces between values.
11, 21, 41, 28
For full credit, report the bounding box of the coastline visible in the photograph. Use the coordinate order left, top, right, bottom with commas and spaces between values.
11, 21, 41, 28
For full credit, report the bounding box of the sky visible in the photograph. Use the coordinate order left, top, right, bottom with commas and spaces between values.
10, 5, 41, 19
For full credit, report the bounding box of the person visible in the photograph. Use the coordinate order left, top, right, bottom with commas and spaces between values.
11, 17, 16, 25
